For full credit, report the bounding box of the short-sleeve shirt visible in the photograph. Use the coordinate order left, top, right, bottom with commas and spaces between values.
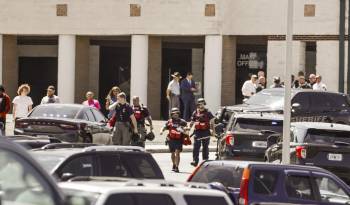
12, 96, 33, 118
191, 109, 214, 137
115, 103, 134, 122
41, 95, 60, 104
167, 80, 180, 96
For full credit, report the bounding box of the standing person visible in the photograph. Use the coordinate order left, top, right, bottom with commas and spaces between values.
270, 76, 284, 88
110, 92, 138, 145
313, 75, 327, 91
105, 86, 121, 119
160, 107, 187, 173
82, 91, 101, 110
241, 74, 257, 99
40, 86, 60, 104
12, 84, 33, 121
189, 98, 215, 167
166, 72, 181, 113
256, 76, 266, 93
293, 71, 305, 88
309, 74, 316, 87
0, 85, 11, 133
257, 70, 265, 78
298, 76, 311, 89
132, 96, 153, 147
180, 72, 197, 121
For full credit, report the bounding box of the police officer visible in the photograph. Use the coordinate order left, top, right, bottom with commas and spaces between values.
270, 76, 284, 88
160, 108, 187, 173
132, 96, 153, 147
189, 98, 215, 167
110, 92, 138, 145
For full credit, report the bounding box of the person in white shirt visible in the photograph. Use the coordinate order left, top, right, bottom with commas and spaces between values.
241, 75, 258, 99
166, 72, 182, 112
12, 84, 33, 120
313, 75, 327, 91
40, 85, 60, 104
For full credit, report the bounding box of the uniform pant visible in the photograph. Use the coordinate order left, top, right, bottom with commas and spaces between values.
112, 122, 131, 145
182, 97, 195, 121
193, 136, 210, 163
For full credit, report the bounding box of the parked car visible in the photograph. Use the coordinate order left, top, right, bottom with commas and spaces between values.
30, 144, 164, 181
265, 122, 350, 185
227, 88, 350, 124
237, 163, 350, 205
7, 135, 62, 149
14, 104, 112, 144
218, 112, 283, 161
0, 137, 66, 205
59, 178, 234, 205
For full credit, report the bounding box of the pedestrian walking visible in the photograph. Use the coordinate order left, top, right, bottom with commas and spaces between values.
313, 75, 327, 91
160, 107, 187, 173
241, 74, 257, 99
105, 86, 121, 119
12, 84, 33, 121
0, 85, 11, 133
82, 91, 101, 110
293, 71, 305, 88
189, 98, 214, 167
132, 96, 153, 147
40, 85, 60, 104
110, 92, 138, 145
270, 76, 284, 88
180, 72, 197, 121
309, 74, 316, 87
298, 76, 311, 89
166, 72, 181, 114
256, 76, 266, 93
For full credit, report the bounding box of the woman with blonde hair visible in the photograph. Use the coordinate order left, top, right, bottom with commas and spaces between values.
106, 86, 121, 118
12, 84, 33, 120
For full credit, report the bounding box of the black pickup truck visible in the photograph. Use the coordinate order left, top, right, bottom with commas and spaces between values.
265, 122, 350, 185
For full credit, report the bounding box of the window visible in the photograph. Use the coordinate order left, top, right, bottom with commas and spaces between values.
292, 93, 310, 111
285, 175, 315, 200
0, 150, 56, 205
309, 93, 332, 112
99, 155, 130, 177
184, 195, 229, 205
84, 109, 96, 122
315, 176, 350, 203
105, 193, 175, 205
304, 129, 350, 144
91, 109, 106, 123
326, 93, 349, 108
58, 155, 94, 177
253, 170, 279, 195
233, 118, 283, 133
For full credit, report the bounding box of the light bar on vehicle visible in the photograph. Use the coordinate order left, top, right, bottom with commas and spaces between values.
83, 145, 146, 152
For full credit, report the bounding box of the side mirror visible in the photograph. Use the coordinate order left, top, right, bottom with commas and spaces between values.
267, 134, 281, 148
61, 173, 75, 181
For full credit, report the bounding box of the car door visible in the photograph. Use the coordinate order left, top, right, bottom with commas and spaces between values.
84, 108, 102, 136
311, 172, 350, 205
0, 138, 65, 205
55, 153, 98, 179
291, 92, 312, 122
91, 108, 112, 144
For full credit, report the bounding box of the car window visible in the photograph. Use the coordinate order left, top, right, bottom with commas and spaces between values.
309, 93, 332, 112
91, 109, 106, 123
233, 118, 283, 133
99, 154, 131, 178
285, 175, 315, 200
105, 193, 175, 205
184, 195, 229, 205
315, 176, 350, 204
326, 93, 349, 108
0, 149, 56, 205
85, 109, 96, 122
253, 170, 279, 195
292, 93, 310, 110
304, 129, 350, 144
58, 155, 94, 177
189, 164, 243, 188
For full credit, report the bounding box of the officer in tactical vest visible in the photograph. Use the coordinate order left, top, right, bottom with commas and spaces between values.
189, 98, 215, 167
160, 108, 187, 173
131, 96, 153, 147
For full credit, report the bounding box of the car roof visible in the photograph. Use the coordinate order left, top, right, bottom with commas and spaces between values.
202, 160, 267, 168
248, 163, 329, 172
35, 103, 88, 109
291, 122, 350, 131
233, 112, 284, 120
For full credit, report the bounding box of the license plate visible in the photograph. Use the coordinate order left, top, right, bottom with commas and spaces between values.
252, 141, 267, 148
327, 153, 343, 161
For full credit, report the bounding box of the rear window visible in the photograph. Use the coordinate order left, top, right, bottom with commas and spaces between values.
233, 118, 283, 133
30, 105, 80, 119
190, 164, 243, 188
304, 129, 350, 144
105, 193, 175, 205
253, 170, 279, 195
184, 195, 229, 205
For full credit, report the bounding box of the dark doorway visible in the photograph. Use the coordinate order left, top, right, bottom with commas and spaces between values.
99, 46, 131, 115
161, 48, 192, 120
18, 57, 58, 106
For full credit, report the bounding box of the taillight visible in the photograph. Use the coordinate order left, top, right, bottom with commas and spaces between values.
187, 161, 205, 181
15, 121, 29, 128
239, 168, 250, 205
225, 132, 234, 146
296, 146, 307, 159
59, 124, 77, 130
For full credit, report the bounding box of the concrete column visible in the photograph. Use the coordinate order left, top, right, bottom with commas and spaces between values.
221, 36, 236, 105
317, 41, 339, 92
75, 36, 90, 103
89, 45, 100, 98
58, 35, 76, 103
2, 35, 18, 99
192, 48, 204, 97
130, 35, 149, 104
204, 35, 222, 113
267, 40, 305, 87
0, 35, 3, 85
147, 36, 162, 119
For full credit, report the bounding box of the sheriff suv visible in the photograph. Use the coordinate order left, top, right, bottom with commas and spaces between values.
265, 122, 350, 185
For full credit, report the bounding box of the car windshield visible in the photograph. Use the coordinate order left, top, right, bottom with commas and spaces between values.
30, 152, 67, 172
245, 90, 285, 108
304, 129, 350, 144
234, 118, 283, 133
190, 164, 243, 188
29, 105, 80, 119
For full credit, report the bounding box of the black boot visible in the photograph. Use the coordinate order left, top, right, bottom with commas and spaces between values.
190, 161, 198, 167
172, 164, 176, 171
174, 166, 179, 173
